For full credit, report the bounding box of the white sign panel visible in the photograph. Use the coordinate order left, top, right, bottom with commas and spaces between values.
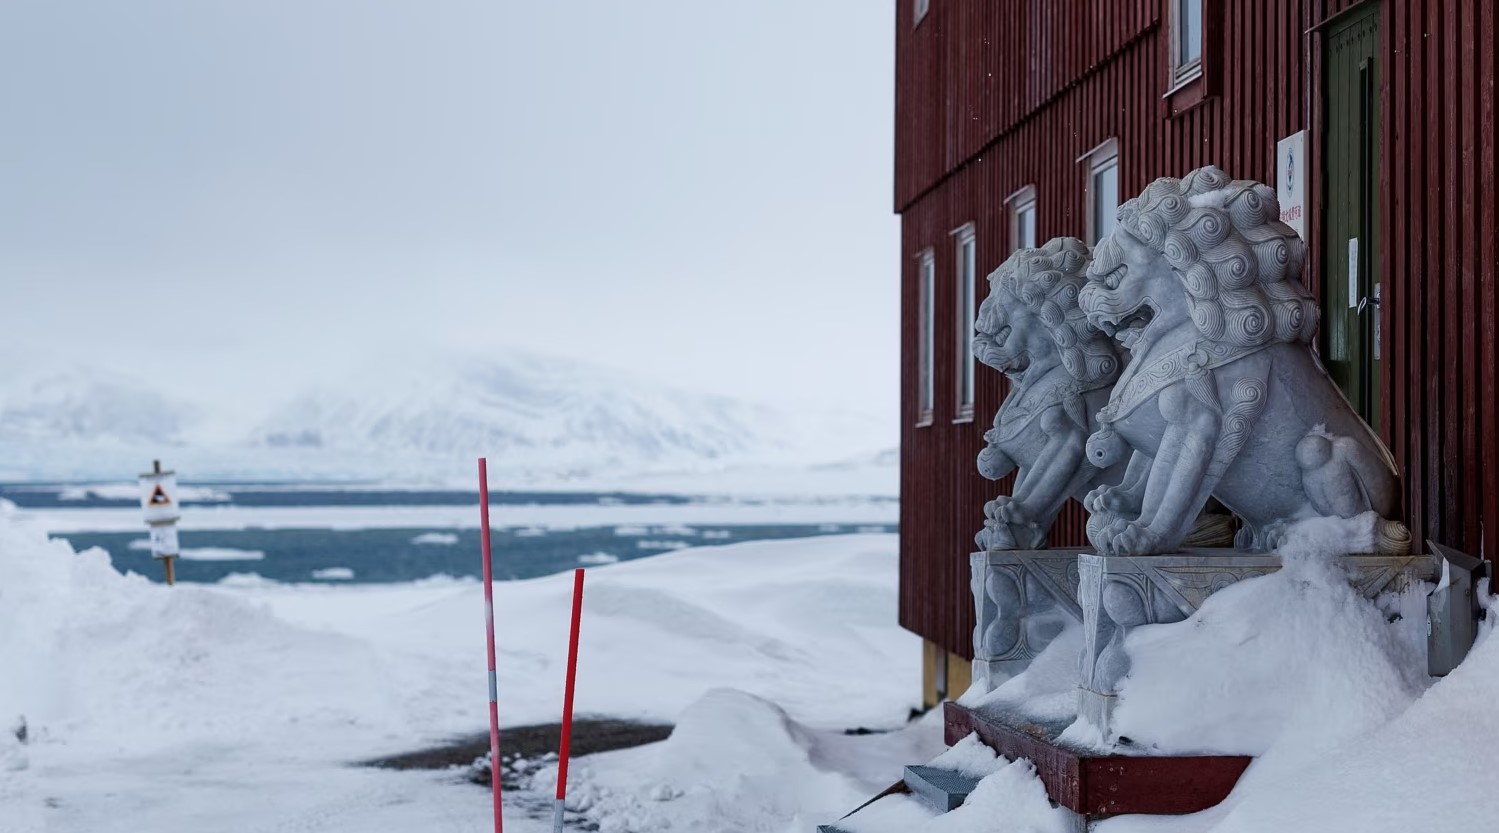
1348, 238, 1360, 309
139, 469, 181, 525
1276, 130, 1307, 241
147, 523, 180, 559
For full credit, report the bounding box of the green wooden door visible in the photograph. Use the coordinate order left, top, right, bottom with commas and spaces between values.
1323, 3, 1381, 428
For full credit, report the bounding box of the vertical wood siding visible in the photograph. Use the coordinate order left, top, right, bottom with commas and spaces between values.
896, 0, 1499, 658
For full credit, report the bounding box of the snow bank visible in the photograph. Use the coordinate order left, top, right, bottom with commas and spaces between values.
0, 512, 405, 757
1198, 619, 1499, 833
1090, 515, 1429, 760
523, 689, 945, 833
1098, 617, 1499, 833
838, 733, 1072, 833
2, 515, 918, 831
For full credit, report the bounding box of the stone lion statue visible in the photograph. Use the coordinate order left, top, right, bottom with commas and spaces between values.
1079, 165, 1410, 555
973, 237, 1126, 550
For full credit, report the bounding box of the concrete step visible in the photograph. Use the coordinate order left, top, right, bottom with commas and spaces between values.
903, 764, 981, 812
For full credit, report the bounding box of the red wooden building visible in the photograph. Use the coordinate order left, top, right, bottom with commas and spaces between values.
895, 0, 1499, 704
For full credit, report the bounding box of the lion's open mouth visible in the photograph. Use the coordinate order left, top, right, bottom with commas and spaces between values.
1001, 352, 1031, 379
1093, 301, 1156, 350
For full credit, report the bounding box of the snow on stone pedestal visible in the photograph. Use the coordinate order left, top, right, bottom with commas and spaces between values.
1072, 540, 1434, 741
968, 549, 1082, 695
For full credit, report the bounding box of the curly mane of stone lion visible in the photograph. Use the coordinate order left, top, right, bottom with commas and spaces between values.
1096, 165, 1318, 349
987, 236, 1121, 386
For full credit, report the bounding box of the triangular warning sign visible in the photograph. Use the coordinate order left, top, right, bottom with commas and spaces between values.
149, 484, 172, 506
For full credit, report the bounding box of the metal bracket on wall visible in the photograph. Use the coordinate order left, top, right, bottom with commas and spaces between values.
1427, 540, 1489, 677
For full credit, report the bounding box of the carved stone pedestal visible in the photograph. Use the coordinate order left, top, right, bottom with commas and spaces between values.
1076, 550, 1437, 738
969, 549, 1085, 693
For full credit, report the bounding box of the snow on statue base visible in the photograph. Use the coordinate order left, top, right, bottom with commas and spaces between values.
1073, 550, 1436, 740
969, 549, 1083, 693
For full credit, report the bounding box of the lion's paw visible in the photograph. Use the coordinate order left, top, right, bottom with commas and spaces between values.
1108, 521, 1167, 556
1085, 509, 1125, 552
983, 496, 1013, 521
977, 518, 1018, 551
995, 500, 1034, 528
1085, 484, 1139, 516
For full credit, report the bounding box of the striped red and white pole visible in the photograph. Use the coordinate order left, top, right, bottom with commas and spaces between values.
478, 458, 504, 833
553, 568, 586, 832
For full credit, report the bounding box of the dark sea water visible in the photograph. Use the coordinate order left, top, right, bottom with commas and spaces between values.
2, 484, 896, 585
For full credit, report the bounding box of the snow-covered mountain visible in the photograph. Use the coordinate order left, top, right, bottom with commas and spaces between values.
0, 367, 197, 446
0, 351, 892, 485
250, 349, 879, 475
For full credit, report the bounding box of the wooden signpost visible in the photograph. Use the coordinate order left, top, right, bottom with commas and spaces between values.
138, 460, 181, 585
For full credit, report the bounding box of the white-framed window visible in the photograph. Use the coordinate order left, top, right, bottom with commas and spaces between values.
914, 0, 930, 26
916, 248, 936, 426
1008, 186, 1038, 252
953, 224, 977, 423
1171, 0, 1204, 84
1082, 139, 1120, 245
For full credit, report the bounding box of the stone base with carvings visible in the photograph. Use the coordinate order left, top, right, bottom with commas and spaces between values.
969, 549, 1086, 694
1075, 550, 1437, 738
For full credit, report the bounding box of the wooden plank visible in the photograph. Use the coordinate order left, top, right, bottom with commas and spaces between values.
943, 703, 1251, 816
1439, 0, 1461, 551
1388, 0, 1408, 524
1406, 0, 1428, 545
1424, 0, 1444, 544
1481, 0, 1499, 569
1458, 0, 1480, 551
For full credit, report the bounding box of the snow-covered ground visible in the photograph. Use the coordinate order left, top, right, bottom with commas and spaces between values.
9, 499, 1498, 833
0, 508, 927, 833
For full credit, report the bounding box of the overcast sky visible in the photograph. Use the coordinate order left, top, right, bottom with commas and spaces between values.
0, 1, 896, 418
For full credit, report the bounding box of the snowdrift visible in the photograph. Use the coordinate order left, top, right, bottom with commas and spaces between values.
518, 689, 944, 833
0, 512, 923, 831
0, 507, 406, 757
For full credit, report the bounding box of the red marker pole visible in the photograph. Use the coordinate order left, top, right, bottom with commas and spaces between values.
553, 568, 586, 833
478, 458, 504, 833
